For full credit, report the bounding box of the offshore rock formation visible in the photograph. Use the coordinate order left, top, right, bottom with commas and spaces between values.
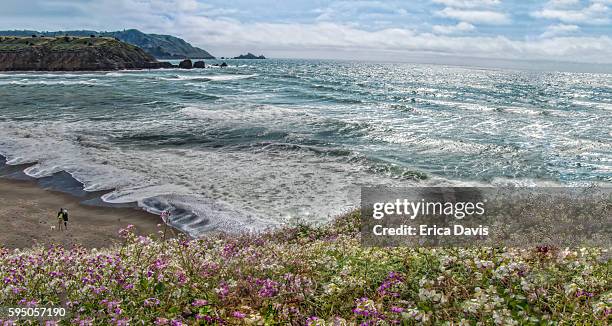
0, 36, 172, 71
178, 59, 193, 69
233, 53, 266, 59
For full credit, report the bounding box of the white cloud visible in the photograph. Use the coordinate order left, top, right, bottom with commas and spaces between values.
436, 7, 510, 24
314, 1, 409, 22
0, 0, 611, 64
540, 23, 580, 37
432, 21, 476, 34
532, 1, 610, 24
431, 0, 501, 8
170, 17, 612, 64
546, 0, 580, 8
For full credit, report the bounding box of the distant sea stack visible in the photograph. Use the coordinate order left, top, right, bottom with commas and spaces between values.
0, 36, 172, 71
0, 29, 215, 60
233, 53, 266, 59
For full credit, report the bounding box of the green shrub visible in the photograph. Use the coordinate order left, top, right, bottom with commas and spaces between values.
0, 212, 609, 325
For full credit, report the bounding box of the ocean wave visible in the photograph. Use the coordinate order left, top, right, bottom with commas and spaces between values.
137, 195, 272, 235
156, 75, 209, 82
179, 104, 309, 123
248, 142, 354, 158
157, 74, 256, 82
1, 61, 610, 236
0, 79, 107, 86
423, 99, 498, 112
179, 104, 373, 142
0, 72, 137, 79
206, 74, 257, 81
572, 100, 612, 111
1, 152, 250, 237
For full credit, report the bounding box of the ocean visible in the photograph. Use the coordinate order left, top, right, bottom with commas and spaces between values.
0, 59, 610, 236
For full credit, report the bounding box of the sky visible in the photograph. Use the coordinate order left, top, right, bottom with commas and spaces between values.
1, 0, 612, 67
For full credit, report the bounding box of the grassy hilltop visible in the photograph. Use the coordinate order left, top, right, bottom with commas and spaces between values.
0, 212, 610, 325
0, 36, 168, 71
0, 36, 125, 50
0, 29, 215, 59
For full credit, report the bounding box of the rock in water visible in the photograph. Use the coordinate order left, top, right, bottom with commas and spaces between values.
179, 59, 193, 69
233, 53, 265, 59
193, 61, 205, 68
220, 62, 228, 67
158, 62, 176, 69
144, 61, 175, 69
0, 36, 167, 71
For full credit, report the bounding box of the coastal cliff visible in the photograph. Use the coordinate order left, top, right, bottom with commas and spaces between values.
0, 36, 171, 71
0, 29, 215, 60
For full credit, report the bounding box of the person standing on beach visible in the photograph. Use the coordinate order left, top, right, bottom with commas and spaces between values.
57, 208, 64, 231
161, 210, 169, 224
62, 208, 69, 230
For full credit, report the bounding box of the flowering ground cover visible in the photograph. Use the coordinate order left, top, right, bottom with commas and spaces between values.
1, 212, 610, 325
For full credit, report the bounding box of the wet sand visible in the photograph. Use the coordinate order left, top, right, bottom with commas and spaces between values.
0, 178, 164, 249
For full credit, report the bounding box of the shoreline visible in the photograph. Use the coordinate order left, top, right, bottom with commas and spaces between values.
0, 155, 171, 248
0, 153, 269, 238
0, 177, 165, 249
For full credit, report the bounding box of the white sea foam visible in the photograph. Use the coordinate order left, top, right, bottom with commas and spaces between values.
0, 72, 122, 78
0, 79, 106, 86
179, 103, 310, 125
0, 62, 609, 237
0, 118, 413, 236
572, 100, 612, 111
158, 74, 256, 82
206, 74, 257, 81
424, 99, 498, 112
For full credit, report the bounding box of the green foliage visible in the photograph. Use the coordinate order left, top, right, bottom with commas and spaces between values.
0, 36, 124, 52
0, 29, 215, 59
0, 212, 610, 325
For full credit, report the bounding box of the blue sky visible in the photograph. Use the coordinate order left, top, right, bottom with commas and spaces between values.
1, 0, 611, 65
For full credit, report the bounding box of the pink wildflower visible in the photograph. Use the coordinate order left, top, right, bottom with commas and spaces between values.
192, 299, 208, 307
232, 311, 246, 319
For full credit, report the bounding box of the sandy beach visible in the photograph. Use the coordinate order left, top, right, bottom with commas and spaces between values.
0, 177, 163, 249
